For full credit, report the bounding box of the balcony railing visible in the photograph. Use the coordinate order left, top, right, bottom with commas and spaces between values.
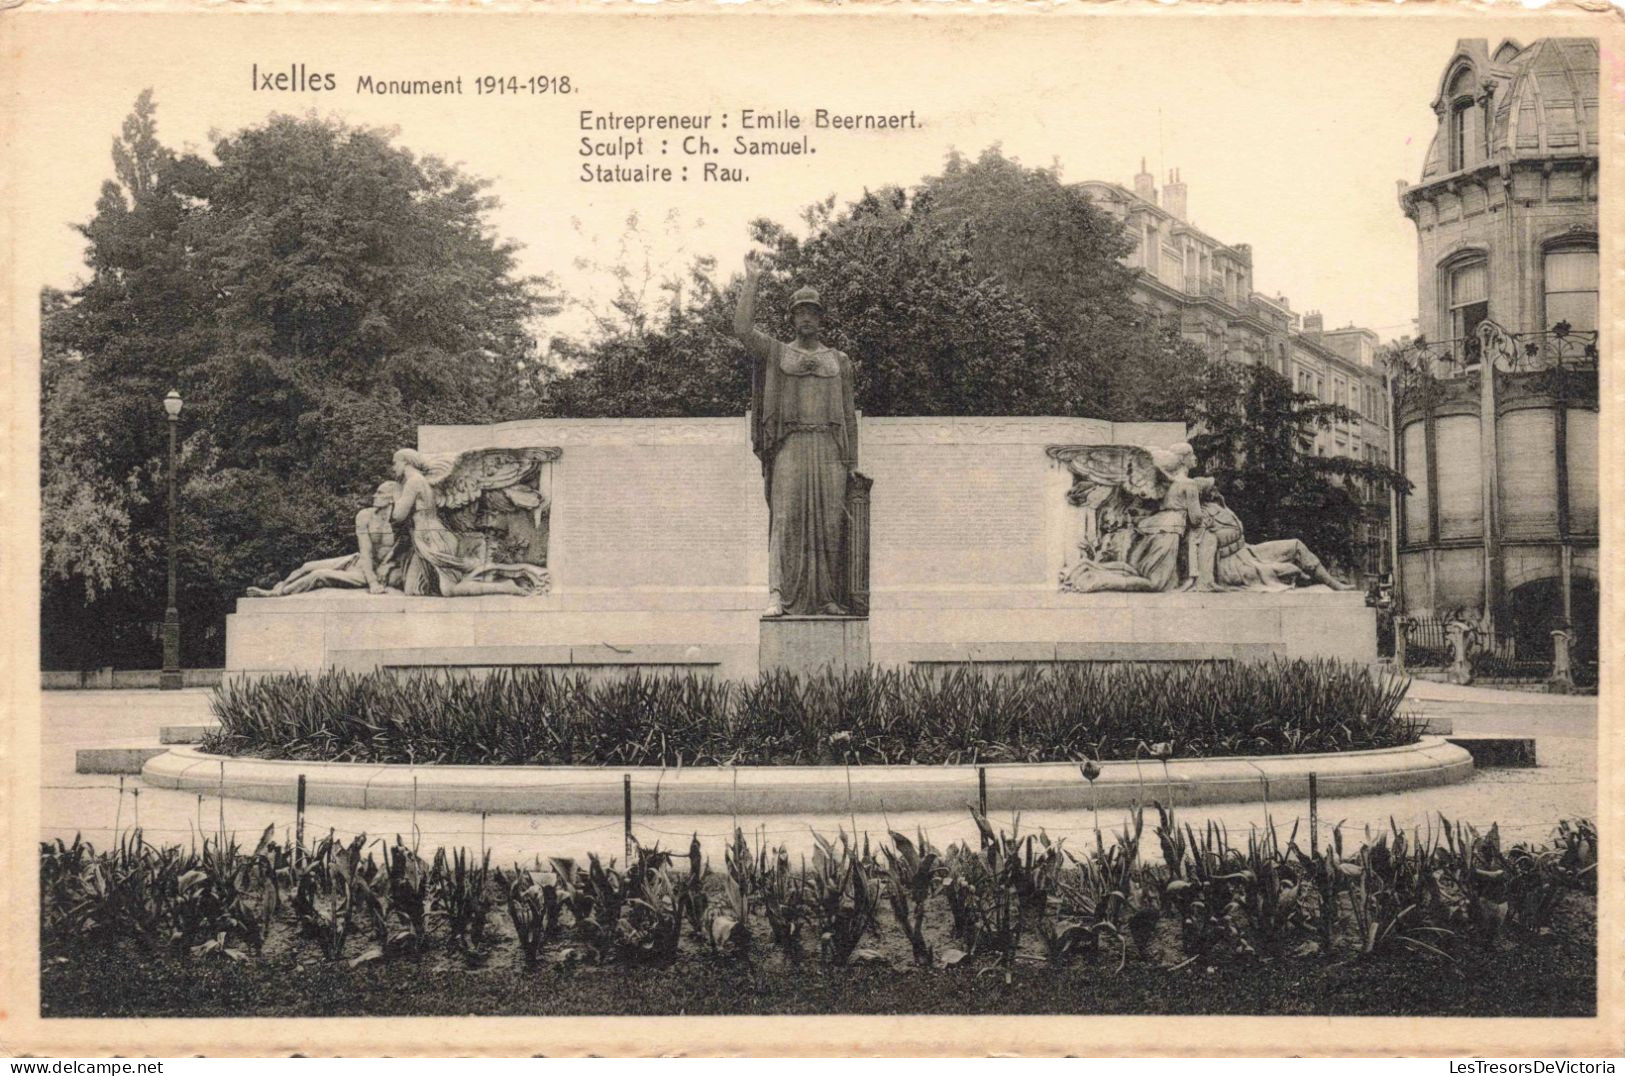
1386, 320, 1598, 407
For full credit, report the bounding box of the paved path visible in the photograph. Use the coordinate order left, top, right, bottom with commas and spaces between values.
39, 681, 1595, 864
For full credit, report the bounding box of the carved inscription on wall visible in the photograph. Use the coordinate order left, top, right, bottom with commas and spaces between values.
563, 445, 757, 588
863, 417, 1115, 447
866, 444, 1047, 587
420, 417, 748, 451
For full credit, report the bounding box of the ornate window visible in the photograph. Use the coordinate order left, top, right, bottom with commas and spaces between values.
1446, 257, 1489, 363
1543, 244, 1598, 333
1449, 99, 1473, 170
1445, 66, 1479, 172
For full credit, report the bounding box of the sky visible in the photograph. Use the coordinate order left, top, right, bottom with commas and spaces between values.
9, 10, 1607, 346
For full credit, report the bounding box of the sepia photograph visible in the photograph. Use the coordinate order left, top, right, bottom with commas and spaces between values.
1, 3, 1616, 1058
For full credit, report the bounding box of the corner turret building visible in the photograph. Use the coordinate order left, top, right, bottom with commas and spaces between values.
1392, 37, 1599, 671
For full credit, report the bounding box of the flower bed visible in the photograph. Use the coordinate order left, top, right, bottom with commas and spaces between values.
204, 660, 1418, 767
39, 813, 1597, 1018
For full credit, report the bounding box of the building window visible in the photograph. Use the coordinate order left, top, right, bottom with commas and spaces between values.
1449, 99, 1473, 170
1446, 66, 1479, 172
1447, 258, 1489, 361
1161, 245, 1183, 289
1543, 246, 1598, 333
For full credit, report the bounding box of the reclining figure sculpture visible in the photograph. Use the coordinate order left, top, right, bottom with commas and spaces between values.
247, 447, 560, 598
1048, 443, 1351, 594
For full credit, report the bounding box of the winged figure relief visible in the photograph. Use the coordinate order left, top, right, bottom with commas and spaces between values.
246, 446, 563, 599
431, 447, 561, 569
388, 446, 561, 596
1046, 443, 1353, 595
1046, 443, 1213, 593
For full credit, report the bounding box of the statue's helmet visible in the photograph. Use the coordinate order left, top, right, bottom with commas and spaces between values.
789, 286, 825, 314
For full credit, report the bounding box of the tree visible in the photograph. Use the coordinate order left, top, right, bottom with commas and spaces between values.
549, 187, 1069, 421
743, 188, 1062, 417
41, 95, 556, 668
549, 147, 1210, 424
916, 147, 1209, 421
1189, 362, 1408, 572
540, 212, 747, 418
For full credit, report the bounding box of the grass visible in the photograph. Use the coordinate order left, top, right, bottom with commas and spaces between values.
39, 814, 1597, 1018
203, 660, 1420, 766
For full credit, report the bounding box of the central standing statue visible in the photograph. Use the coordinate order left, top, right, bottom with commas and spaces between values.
734, 253, 859, 617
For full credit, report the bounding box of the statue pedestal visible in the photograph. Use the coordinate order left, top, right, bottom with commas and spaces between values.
760, 616, 871, 678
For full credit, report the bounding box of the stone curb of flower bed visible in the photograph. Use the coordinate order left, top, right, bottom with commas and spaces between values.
140, 738, 1474, 816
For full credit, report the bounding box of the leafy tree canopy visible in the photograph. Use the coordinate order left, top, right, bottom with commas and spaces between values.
41, 92, 556, 666
1190, 361, 1408, 572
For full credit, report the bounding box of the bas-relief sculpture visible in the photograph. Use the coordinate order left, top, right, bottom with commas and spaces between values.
1202, 495, 1352, 592
1049, 443, 1353, 594
735, 253, 868, 618
248, 447, 560, 598
248, 482, 406, 597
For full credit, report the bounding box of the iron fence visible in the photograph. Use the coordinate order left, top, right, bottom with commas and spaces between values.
1399, 614, 1454, 668
1397, 614, 1595, 686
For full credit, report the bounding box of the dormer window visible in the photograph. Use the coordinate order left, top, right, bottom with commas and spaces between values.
1444, 66, 1480, 171
1450, 99, 1473, 170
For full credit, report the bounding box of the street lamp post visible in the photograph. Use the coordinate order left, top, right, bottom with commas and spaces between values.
160, 390, 183, 690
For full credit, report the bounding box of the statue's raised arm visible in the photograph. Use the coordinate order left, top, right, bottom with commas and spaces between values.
733, 253, 778, 363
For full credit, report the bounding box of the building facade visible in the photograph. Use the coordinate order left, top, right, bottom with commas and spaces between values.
1392, 37, 1599, 669
1078, 166, 1394, 577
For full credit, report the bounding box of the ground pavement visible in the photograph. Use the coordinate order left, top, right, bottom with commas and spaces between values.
37, 679, 1596, 865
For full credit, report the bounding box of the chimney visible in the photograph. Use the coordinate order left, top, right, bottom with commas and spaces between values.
1163, 168, 1188, 221
1133, 157, 1157, 204
1304, 311, 1324, 335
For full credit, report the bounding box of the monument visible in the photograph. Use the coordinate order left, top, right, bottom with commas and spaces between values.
231, 263, 1376, 681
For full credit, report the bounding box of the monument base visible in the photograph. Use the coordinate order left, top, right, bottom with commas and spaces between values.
224, 587, 1375, 681
225, 590, 763, 681
867, 587, 1377, 667
759, 616, 872, 678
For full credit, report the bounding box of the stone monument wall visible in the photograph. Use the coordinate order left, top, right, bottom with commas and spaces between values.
418, 417, 770, 594
225, 414, 1378, 677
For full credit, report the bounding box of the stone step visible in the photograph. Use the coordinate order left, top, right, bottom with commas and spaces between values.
1444, 733, 1537, 768
75, 745, 168, 775
160, 724, 220, 745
